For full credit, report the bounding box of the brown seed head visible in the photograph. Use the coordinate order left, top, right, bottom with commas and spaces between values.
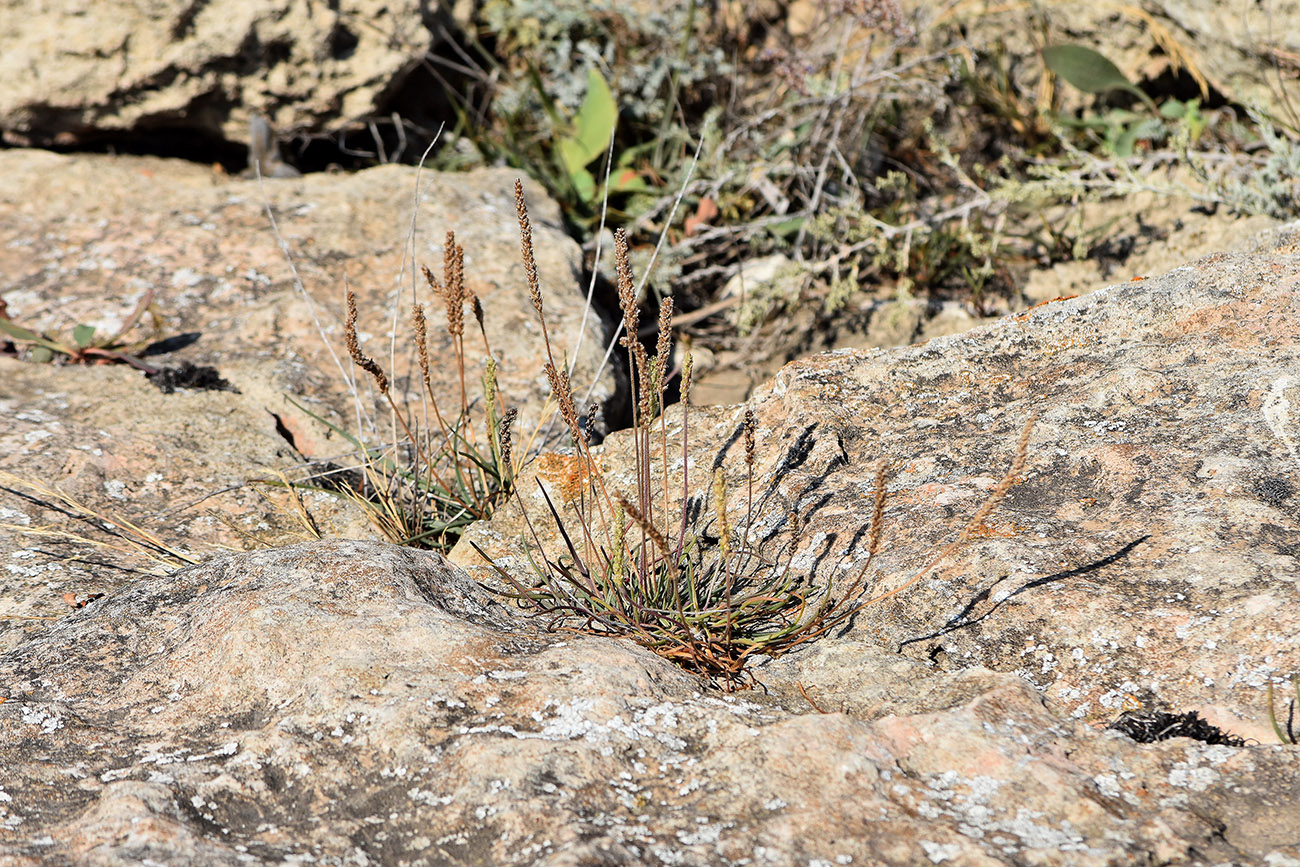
712, 469, 732, 560
515, 180, 543, 318
544, 361, 583, 444
743, 408, 756, 469
615, 491, 678, 583
614, 229, 638, 341
681, 352, 693, 406
421, 263, 440, 294
344, 290, 388, 394
499, 407, 517, 473
412, 303, 430, 387
655, 296, 673, 391
472, 296, 485, 333
442, 233, 465, 338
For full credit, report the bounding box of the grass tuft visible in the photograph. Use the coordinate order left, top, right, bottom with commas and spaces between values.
475, 186, 1038, 691
286, 235, 522, 550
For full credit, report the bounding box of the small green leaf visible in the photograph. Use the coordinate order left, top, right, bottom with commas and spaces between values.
29, 346, 54, 363
1042, 44, 1134, 94
73, 324, 97, 348
1160, 98, 1187, 119
1111, 125, 1140, 157
1043, 44, 1159, 114
768, 218, 806, 239
609, 168, 647, 194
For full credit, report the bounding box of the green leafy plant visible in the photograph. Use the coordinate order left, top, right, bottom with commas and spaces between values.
553, 68, 648, 207
1043, 43, 1207, 157
0, 290, 162, 371
475, 183, 1037, 690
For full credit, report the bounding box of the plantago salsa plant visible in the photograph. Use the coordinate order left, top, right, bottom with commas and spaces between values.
475, 182, 1037, 691
290, 235, 521, 550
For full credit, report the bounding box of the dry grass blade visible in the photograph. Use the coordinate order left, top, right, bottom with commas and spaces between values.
865, 413, 1037, 608
0, 470, 202, 571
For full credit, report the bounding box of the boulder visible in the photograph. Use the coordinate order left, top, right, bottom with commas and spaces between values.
2, 539, 1298, 864
0, 150, 615, 648
0, 0, 436, 146
458, 231, 1300, 747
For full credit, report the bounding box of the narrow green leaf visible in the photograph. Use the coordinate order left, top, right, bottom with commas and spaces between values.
284, 396, 366, 452
0, 319, 44, 342
73, 324, 97, 348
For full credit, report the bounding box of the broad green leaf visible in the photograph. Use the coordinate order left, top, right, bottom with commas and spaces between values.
560, 68, 617, 176
557, 138, 589, 180
1042, 45, 1134, 94
73, 324, 97, 348
1044, 44, 1159, 114
570, 166, 597, 204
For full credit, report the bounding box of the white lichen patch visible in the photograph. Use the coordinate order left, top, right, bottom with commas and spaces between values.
0, 507, 31, 525
20, 704, 63, 735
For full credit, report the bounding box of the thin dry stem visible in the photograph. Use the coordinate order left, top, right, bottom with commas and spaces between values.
656, 295, 674, 524
743, 408, 756, 531
615, 492, 679, 586
866, 413, 1037, 607
0, 471, 201, 570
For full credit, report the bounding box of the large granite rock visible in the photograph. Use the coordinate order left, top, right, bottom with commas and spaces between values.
0, 150, 614, 648
1, 234, 1295, 862
0, 0, 436, 146
460, 236, 1300, 741
1, 539, 1297, 865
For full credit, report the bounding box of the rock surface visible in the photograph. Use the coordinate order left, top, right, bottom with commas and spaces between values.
1, 231, 1294, 864
460, 235, 1300, 739
0, 150, 614, 648
0, 0, 435, 146
2, 142, 1298, 861
3, 539, 1298, 865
